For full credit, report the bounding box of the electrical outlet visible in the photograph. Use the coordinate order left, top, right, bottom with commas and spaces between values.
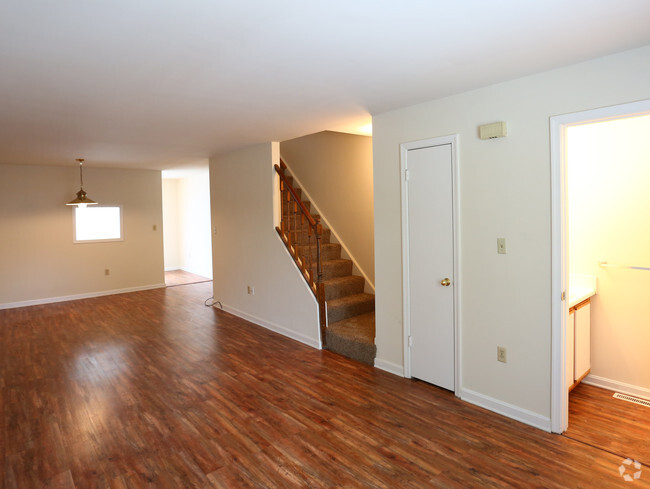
104, 269, 110, 276
497, 346, 507, 363
247, 286, 254, 295
497, 238, 507, 254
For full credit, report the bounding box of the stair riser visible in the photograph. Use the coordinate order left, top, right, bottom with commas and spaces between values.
281, 203, 312, 216
326, 332, 377, 366
280, 185, 301, 198
324, 278, 365, 301
285, 229, 331, 245
314, 260, 352, 280
327, 297, 375, 323
296, 244, 341, 262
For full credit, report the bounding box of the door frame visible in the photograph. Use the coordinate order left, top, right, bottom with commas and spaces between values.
400, 134, 461, 395
549, 98, 650, 433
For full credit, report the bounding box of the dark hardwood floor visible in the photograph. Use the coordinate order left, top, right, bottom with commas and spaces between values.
565, 383, 650, 467
165, 270, 211, 287
1, 282, 648, 488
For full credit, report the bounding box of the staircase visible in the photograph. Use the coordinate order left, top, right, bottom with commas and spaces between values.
276, 164, 376, 365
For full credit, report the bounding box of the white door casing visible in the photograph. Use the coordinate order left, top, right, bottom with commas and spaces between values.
401, 135, 460, 394
550, 98, 650, 433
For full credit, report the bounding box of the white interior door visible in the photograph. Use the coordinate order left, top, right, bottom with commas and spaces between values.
405, 143, 455, 390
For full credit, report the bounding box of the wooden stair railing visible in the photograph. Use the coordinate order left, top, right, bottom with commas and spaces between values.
274, 160, 326, 346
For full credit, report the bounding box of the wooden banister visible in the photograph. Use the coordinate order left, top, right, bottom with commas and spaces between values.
274, 165, 317, 228
274, 160, 326, 345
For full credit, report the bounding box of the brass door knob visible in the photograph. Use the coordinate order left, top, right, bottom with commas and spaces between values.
440, 278, 451, 286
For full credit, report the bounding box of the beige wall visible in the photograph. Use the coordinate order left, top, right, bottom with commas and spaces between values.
162, 178, 181, 270
281, 131, 374, 285
209, 142, 320, 347
177, 170, 213, 278
568, 115, 650, 393
163, 170, 213, 277
372, 44, 650, 425
0, 164, 164, 307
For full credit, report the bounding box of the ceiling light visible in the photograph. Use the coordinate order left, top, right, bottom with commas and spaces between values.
66, 158, 97, 208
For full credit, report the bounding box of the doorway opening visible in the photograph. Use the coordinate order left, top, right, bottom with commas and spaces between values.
161, 166, 213, 287
550, 100, 650, 463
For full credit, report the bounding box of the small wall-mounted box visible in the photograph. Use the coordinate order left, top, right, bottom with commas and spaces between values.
479, 121, 508, 140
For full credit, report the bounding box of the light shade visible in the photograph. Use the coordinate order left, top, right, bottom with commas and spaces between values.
66, 158, 97, 207
66, 188, 97, 206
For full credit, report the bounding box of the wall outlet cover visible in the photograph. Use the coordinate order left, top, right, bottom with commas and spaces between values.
497, 346, 507, 363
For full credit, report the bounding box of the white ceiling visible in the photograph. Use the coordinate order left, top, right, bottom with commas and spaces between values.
2, 0, 650, 171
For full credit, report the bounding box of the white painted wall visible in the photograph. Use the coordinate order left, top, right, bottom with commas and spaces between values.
209, 142, 320, 348
162, 169, 213, 278
372, 44, 650, 426
280, 131, 375, 285
568, 115, 650, 392
0, 164, 164, 307
162, 178, 181, 270
178, 169, 213, 278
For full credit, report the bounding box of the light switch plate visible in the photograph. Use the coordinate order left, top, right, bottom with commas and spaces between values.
497, 238, 507, 254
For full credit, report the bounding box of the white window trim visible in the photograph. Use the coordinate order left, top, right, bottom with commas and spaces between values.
72, 205, 124, 244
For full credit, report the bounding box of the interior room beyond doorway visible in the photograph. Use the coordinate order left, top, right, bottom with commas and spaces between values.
561, 109, 650, 463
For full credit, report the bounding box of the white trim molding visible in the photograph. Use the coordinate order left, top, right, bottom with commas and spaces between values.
399, 134, 461, 397
583, 375, 650, 401
374, 358, 405, 377
0, 283, 167, 310
461, 388, 551, 432
221, 303, 321, 350
550, 98, 650, 434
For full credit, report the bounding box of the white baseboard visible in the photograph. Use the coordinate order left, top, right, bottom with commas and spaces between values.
220, 303, 321, 350
164, 266, 181, 271
0, 283, 167, 310
583, 374, 650, 400
460, 388, 551, 432
374, 358, 404, 377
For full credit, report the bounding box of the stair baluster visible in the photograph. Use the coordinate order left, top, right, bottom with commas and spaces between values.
274, 161, 326, 345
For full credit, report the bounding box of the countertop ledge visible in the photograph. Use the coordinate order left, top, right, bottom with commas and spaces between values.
569, 288, 596, 308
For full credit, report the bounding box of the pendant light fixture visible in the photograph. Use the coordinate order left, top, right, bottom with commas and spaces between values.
66, 158, 97, 208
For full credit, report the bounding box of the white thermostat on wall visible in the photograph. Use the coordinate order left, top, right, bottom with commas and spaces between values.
479, 121, 508, 140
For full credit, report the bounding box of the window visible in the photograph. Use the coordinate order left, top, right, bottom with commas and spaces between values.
73, 206, 123, 243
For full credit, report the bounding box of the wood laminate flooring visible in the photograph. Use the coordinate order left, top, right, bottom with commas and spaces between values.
565, 383, 650, 466
165, 270, 211, 287
1, 282, 648, 488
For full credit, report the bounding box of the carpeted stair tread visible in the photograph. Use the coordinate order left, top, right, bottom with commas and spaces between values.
327, 292, 374, 323
323, 275, 365, 300
282, 199, 310, 214
278, 169, 376, 366
297, 242, 341, 262
326, 312, 376, 365
328, 312, 375, 343
314, 258, 352, 280
289, 228, 331, 245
